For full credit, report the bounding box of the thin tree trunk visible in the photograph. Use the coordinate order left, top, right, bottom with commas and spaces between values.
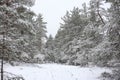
1, 54, 4, 80
1, 1, 9, 79
1, 11, 6, 80
1, 31, 5, 80
97, 7, 105, 25
98, 12, 105, 25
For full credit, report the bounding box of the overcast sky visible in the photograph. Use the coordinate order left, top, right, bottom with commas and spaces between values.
31, 0, 91, 37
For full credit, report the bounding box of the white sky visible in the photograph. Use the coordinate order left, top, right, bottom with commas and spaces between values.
31, 0, 90, 37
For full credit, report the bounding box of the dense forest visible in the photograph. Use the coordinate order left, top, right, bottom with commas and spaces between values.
0, 0, 120, 80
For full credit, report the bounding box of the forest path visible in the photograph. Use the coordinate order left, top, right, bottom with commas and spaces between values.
4, 63, 111, 80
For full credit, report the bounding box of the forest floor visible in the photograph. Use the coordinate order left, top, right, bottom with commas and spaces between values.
4, 63, 111, 80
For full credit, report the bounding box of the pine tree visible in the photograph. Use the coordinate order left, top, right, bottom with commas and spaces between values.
55, 2, 106, 65
46, 35, 54, 50
0, 0, 35, 79
88, 0, 105, 26
107, 0, 120, 61
55, 7, 89, 64
34, 14, 47, 52
44, 35, 56, 62
57, 7, 87, 48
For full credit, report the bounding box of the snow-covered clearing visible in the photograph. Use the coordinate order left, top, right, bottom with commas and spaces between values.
4, 63, 111, 80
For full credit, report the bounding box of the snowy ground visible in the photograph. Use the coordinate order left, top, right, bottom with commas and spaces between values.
4, 63, 111, 80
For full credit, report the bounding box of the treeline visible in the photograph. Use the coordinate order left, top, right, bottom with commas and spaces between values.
45, 0, 120, 67
0, 0, 120, 68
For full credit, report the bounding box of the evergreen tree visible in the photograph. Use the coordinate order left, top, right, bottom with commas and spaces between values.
88, 0, 105, 26
55, 2, 106, 65
55, 7, 89, 64
34, 14, 47, 52
107, 0, 120, 61
45, 35, 56, 62
0, 0, 36, 61
0, 0, 35, 79
46, 35, 54, 50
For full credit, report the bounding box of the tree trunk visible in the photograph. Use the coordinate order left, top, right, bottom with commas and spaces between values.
1, 20, 6, 80
1, 55, 4, 80
1, 33, 5, 80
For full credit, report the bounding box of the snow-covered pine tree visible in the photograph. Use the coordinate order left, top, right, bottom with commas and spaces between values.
0, 0, 36, 62
55, 7, 89, 64
34, 14, 47, 52
44, 35, 56, 62
0, 0, 36, 79
54, 1, 107, 66
46, 35, 54, 50
88, 0, 106, 26
30, 14, 47, 63
18, 9, 37, 61
107, 0, 120, 62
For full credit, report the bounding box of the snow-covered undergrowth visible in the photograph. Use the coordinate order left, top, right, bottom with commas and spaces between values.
4, 63, 111, 80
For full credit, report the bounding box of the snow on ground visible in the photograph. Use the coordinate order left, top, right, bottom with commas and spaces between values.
4, 63, 111, 80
